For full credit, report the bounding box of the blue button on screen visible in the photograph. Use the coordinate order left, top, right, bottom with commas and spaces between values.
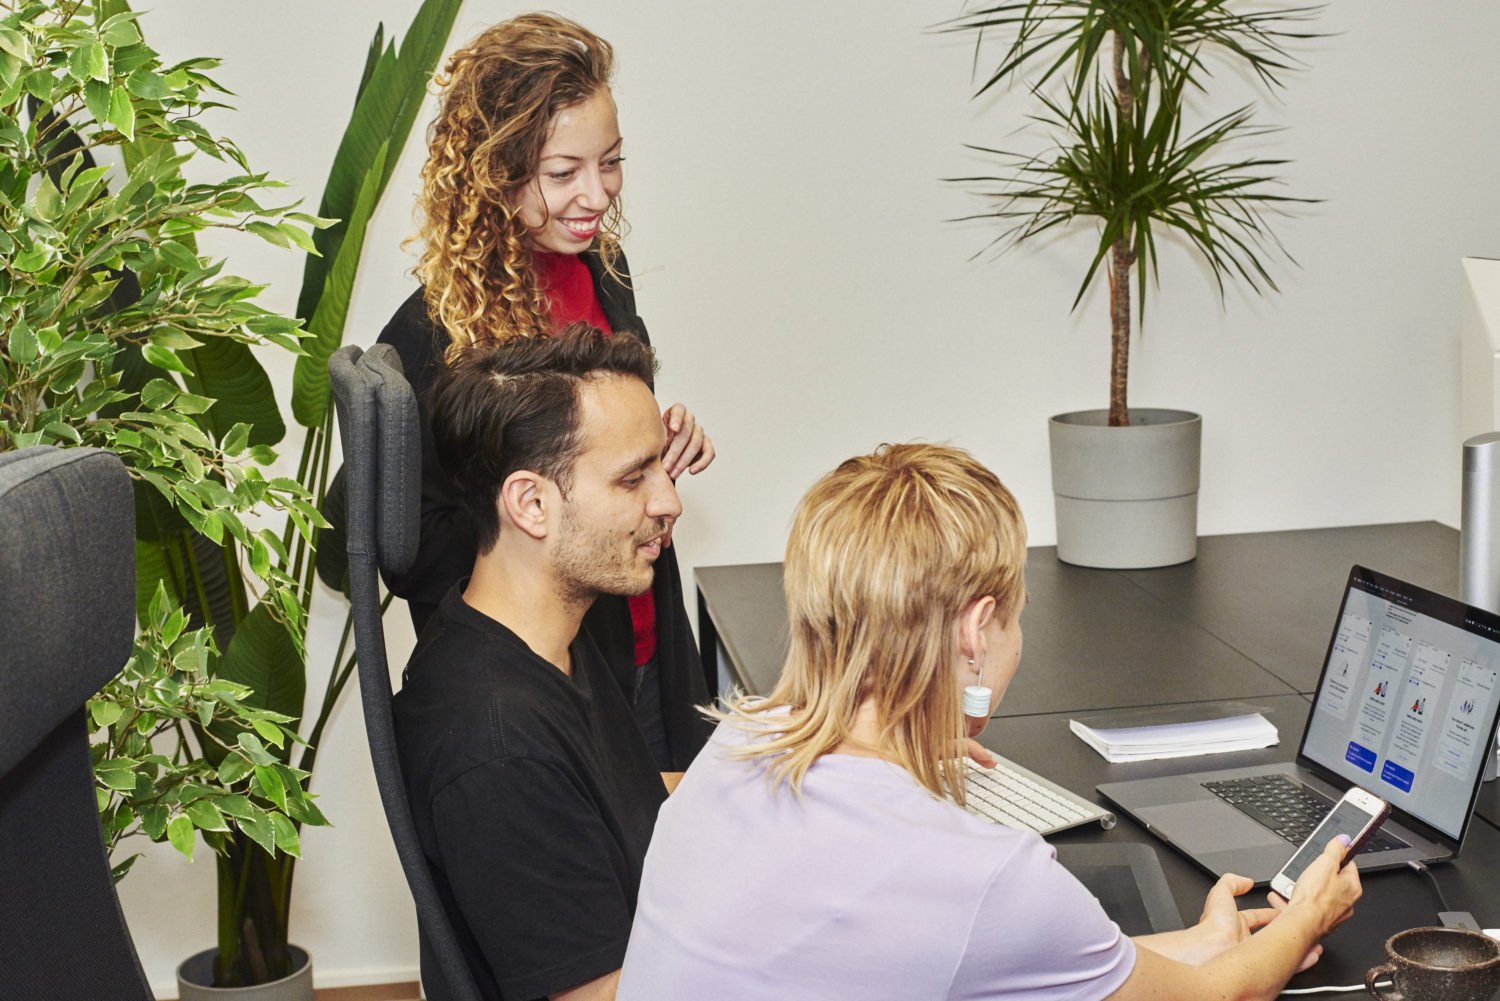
1346, 742, 1377, 772
1381, 760, 1415, 793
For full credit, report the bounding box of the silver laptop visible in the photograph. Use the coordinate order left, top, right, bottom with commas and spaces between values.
1098, 566, 1500, 885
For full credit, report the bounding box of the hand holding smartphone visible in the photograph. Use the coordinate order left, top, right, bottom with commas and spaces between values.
1270, 787, 1390, 901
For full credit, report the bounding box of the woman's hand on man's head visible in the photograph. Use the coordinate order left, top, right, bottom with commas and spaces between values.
661, 403, 715, 480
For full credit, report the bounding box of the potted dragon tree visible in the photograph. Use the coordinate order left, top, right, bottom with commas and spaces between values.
949, 1, 1322, 567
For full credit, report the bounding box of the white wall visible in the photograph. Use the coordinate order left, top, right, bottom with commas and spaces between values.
119, 0, 1500, 991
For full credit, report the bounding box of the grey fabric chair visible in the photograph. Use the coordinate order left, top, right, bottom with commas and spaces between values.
0, 446, 153, 999
327, 344, 483, 1001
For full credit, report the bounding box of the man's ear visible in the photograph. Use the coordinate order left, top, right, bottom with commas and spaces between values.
498, 470, 550, 541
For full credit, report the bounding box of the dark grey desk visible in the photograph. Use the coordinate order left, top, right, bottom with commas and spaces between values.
694, 520, 1500, 869
696, 558, 1301, 718
1119, 522, 1461, 694
983, 694, 1500, 994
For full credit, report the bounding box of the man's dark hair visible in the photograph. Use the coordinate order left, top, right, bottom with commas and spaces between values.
429, 323, 658, 553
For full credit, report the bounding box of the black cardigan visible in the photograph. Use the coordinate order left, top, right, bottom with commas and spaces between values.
374, 251, 711, 770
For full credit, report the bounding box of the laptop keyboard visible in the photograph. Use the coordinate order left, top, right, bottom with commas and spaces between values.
1202, 775, 1409, 854
964, 756, 1116, 835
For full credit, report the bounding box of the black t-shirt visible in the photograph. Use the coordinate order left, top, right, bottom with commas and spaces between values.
394, 585, 667, 1000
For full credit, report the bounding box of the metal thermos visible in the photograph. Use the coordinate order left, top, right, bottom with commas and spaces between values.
1460, 432, 1500, 782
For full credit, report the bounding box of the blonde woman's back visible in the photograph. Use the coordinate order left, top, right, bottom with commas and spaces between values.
617, 717, 1135, 1001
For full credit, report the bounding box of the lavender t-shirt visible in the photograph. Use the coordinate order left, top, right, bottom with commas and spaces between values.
618, 717, 1135, 1001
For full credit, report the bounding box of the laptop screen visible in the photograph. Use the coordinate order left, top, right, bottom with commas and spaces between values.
1300, 566, 1500, 841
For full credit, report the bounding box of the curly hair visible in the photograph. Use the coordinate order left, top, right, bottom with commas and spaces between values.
415, 14, 625, 358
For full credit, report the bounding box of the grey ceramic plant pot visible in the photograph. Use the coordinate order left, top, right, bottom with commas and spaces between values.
1048, 408, 1202, 569
176, 946, 312, 1001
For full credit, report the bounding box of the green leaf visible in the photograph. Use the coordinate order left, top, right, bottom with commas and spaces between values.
185, 799, 229, 832
141, 343, 192, 375
235, 732, 276, 767
217, 794, 256, 820
101, 14, 144, 48
9, 318, 37, 363
167, 813, 195, 860
287, 795, 329, 828
12, 244, 49, 273
125, 66, 170, 101
33, 174, 62, 220
172, 392, 215, 415
179, 338, 285, 448
95, 758, 138, 792
254, 764, 287, 812
139, 377, 179, 409
108, 84, 136, 140
279, 221, 320, 256
245, 220, 290, 248
218, 753, 253, 786
90, 699, 124, 729
221, 422, 251, 456
140, 804, 168, 840
0, 26, 31, 62
269, 813, 301, 857
219, 601, 305, 731
237, 809, 277, 856
252, 718, 285, 748
295, 0, 461, 327
292, 139, 388, 426
110, 854, 142, 882
157, 240, 199, 272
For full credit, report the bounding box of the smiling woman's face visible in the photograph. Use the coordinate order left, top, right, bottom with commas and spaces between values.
515, 87, 623, 254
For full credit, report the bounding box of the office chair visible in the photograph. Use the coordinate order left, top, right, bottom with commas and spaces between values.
327, 344, 484, 1001
0, 446, 154, 1000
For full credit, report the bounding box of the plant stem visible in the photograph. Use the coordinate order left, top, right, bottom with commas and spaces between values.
1108, 239, 1131, 427
1107, 30, 1136, 427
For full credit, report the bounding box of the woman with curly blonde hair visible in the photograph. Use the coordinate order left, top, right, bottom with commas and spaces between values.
377, 13, 715, 773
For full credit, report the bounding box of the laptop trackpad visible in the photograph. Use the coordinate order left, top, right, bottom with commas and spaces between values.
1141, 802, 1286, 852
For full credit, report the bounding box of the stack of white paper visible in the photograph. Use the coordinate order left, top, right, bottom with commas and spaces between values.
1069, 711, 1279, 763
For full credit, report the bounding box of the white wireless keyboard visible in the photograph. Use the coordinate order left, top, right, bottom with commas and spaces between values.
963, 756, 1117, 835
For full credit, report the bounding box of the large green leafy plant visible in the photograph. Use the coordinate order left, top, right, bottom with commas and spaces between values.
0, 0, 327, 924
179, 0, 462, 984
0, 0, 462, 987
949, 1, 1322, 425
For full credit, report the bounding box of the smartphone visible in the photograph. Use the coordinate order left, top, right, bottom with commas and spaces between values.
1270, 786, 1390, 900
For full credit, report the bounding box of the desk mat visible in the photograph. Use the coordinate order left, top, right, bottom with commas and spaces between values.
1056, 843, 1184, 936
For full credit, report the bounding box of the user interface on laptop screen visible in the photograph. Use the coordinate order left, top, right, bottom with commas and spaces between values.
1302, 567, 1500, 840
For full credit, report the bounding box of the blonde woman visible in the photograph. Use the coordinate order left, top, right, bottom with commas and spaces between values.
378, 13, 713, 770
618, 443, 1361, 1001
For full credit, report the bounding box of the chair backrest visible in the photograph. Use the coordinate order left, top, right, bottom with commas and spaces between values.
328, 344, 483, 1001
0, 446, 153, 1000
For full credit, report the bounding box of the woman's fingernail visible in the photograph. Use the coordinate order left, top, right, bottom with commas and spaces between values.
1336, 834, 1352, 847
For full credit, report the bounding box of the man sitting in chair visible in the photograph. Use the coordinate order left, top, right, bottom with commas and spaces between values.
394, 326, 679, 1001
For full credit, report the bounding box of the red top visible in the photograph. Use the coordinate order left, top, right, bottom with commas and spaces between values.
536, 251, 658, 667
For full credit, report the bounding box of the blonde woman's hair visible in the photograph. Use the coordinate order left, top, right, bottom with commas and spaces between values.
415, 13, 624, 358
720, 443, 1028, 804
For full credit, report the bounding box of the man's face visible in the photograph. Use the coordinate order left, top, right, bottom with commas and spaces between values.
551, 374, 680, 601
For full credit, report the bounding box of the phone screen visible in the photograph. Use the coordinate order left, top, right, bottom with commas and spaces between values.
1279, 799, 1376, 887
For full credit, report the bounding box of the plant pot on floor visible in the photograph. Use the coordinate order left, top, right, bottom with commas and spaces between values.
176, 946, 312, 1001
1048, 409, 1202, 569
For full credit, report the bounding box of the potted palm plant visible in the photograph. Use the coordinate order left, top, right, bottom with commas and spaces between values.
949, 1, 1322, 567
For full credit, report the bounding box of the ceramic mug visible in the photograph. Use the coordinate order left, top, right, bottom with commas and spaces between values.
1364, 926, 1500, 1001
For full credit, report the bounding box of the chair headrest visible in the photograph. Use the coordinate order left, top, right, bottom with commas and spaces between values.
328, 343, 421, 577
0, 447, 134, 775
